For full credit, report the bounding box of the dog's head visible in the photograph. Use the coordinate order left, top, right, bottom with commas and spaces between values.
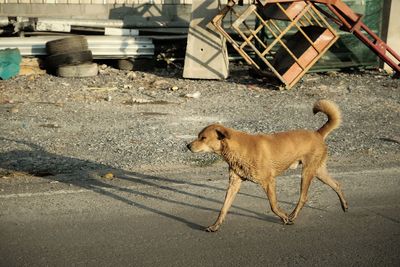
187, 124, 230, 154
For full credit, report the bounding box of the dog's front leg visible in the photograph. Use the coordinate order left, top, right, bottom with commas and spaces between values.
206, 170, 242, 232
261, 178, 291, 225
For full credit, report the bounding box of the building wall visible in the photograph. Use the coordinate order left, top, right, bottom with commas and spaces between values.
384, 0, 400, 72
0, 1, 235, 21
0, 0, 248, 4
1, 1, 192, 3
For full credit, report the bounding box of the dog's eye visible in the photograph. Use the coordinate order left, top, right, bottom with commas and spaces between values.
200, 136, 206, 140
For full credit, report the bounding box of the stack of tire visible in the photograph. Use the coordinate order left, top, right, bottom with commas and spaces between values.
45, 36, 98, 78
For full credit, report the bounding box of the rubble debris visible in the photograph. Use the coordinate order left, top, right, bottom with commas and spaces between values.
9, 107, 19, 113
19, 58, 46, 76
40, 123, 61, 129
184, 91, 201, 99
103, 172, 114, 180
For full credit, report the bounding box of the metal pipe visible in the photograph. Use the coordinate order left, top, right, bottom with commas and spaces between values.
36, 18, 124, 29
35, 17, 189, 29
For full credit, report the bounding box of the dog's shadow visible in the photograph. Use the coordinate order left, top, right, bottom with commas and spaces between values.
0, 138, 284, 230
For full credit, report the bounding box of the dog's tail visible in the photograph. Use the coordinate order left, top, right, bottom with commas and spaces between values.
313, 100, 341, 140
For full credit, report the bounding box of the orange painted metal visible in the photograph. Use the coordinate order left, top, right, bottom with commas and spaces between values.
265, 0, 400, 76
273, 26, 336, 85
212, 0, 399, 89
260, 2, 307, 21
212, 0, 339, 88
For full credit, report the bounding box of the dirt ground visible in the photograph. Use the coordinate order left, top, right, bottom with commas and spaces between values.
0, 63, 399, 176
0, 63, 399, 265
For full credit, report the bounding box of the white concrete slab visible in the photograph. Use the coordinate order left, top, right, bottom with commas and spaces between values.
183, 0, 229, 80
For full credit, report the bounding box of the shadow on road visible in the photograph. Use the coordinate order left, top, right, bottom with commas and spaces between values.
0, 138, 287, 230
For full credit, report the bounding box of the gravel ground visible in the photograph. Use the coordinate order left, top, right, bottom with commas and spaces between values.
0, 63, 399, 182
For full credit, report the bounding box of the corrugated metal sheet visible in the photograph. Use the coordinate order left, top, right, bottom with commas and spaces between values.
0, 36, 154, 58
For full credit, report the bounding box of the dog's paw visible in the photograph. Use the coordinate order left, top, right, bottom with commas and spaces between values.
341, 202, 349, 212
282, 217, 294, 225
288, 212, 297, 221
205, 225, 220, 232
285, 213, 297, 225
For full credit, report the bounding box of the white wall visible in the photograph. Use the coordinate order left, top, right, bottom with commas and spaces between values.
0, 0, 252, 4
385, 0, 400, 72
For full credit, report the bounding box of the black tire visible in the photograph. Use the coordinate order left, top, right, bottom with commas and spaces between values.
117, 59, 134, 71
46, 36, 88, 55
57, 63, 98, 78
117, 58, 155, 71
45, 50, 93, 69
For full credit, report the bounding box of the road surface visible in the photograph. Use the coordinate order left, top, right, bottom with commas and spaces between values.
1, 165, 399, 266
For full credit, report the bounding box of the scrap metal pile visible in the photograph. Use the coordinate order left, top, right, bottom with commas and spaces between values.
211, 0, 400, 88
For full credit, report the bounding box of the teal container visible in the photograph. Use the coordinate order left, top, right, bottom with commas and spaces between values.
0, 48, 22, 80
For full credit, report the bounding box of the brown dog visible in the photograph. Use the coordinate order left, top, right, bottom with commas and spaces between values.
187, 100, 348, 232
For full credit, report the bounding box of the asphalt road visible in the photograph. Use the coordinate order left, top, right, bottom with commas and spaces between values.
1, 166, 399, 266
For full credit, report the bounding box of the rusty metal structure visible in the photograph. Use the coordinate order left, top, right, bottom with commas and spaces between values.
212, 0, 400, 89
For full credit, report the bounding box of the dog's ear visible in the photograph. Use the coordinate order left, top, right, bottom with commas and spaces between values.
216, 128, 230, 140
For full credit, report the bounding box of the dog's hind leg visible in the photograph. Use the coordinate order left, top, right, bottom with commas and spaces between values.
316, 164, 348, 212
261, 178, 291, 225
206, 170, 242, 232
289, 167, 315, 222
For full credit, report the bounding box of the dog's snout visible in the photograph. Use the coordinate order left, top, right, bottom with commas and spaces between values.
186, 143, 192, 151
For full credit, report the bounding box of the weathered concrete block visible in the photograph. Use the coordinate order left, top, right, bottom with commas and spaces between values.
183, 0, 229, 80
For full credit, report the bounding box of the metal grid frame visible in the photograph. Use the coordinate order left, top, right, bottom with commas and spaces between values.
212, 0, 339, 89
